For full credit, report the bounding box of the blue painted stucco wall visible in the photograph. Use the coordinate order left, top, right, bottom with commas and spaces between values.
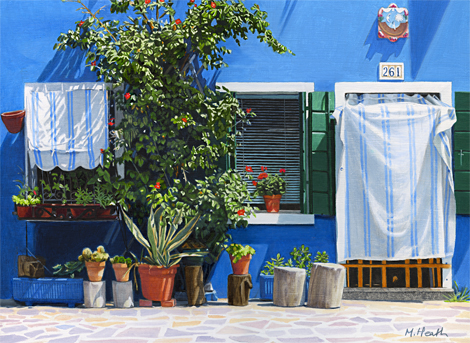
1, 0, 469, 299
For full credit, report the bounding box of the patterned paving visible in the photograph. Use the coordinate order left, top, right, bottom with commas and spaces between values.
0, 300, 469, 342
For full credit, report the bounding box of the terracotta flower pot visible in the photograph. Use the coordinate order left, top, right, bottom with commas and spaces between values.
16, 206, 32, 218
85, 261, 106, 282
230, 254, 252, 275
1, 110, 25, 134
138, 264, 179, 301
263, 194, 282, 213
112, 263, 130, 282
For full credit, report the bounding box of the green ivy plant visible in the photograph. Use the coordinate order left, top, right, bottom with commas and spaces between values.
225, 243, 255, 263
55, 0, 292, 258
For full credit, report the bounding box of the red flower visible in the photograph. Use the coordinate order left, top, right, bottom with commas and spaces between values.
258, 172, 268, 180
145, 0, 151, 3
175, 19, 182, 25
33, 190, 37, 196
79, 21, 84, 27
182, 117, 187, 123
160, 0, 164, 2
252, 181, 258, 186
261, 166, 267, 171
246, 108, 252, 114
237, 209, 245, 216
211, 1, 216, 8
155, 182, 161, 189
194, 4, 197, 7
108, 122, 114, 126
100, 149, 104, 154
245, 166, 253, 172
279, 168, 286, 173
190, 0, 195, 2
91, 61, 96, 66
125, 92, 131, 100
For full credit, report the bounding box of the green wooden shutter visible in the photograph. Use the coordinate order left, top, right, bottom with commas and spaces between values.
301, 92, 336, 215
300, 92, 309, 213
454, 92, 470, 214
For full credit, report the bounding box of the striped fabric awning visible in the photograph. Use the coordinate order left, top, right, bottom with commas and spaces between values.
25, 83, 110, 171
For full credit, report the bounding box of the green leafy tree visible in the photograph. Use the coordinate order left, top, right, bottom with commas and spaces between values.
55, 0, 292, 259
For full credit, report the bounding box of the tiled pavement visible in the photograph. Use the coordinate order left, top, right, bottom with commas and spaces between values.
0, 299, 469, 343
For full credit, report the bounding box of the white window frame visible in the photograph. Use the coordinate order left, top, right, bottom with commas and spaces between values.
334, 81, 453, 288
217, 82, 315, 225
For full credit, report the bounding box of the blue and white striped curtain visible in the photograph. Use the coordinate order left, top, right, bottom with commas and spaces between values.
25, 83, 110, 171
333, 94, 456, 262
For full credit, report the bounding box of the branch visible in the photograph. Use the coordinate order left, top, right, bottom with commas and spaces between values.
77, 0, 118, 42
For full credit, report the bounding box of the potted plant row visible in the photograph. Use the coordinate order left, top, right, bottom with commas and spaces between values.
259, 246, 329, 300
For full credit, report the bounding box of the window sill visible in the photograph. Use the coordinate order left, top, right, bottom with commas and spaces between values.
247, 211, 315, 225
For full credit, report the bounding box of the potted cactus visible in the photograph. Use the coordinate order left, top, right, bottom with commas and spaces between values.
78, 246, 109, 282
110, 255, 134, 282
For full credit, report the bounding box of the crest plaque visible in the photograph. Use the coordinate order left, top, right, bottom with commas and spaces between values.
378, 3, 409, 42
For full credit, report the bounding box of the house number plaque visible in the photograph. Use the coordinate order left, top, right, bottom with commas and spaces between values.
379, 62, 404, 80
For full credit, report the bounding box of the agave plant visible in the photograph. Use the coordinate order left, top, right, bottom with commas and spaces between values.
123, 206, 202, 268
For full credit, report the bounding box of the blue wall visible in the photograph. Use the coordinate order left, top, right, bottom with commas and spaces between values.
1, 0, 469, 299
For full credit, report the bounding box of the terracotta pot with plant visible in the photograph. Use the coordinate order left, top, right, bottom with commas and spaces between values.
226, 243, 256, 275
12, 170, 42, 219
244, 166, 287, 213
123, 206, 204, 304
110, 255, 136, 282
78, 246, 109, 282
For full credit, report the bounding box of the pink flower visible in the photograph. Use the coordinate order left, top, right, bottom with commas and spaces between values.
155, 182, 161, 189
175, 19, 182, 25
237, 209, 245, 216
279, 168, 286, 173
246, 108, 252, 114
211, 1, 216, 8
125, 92, 131, 100
258, 172, 268, 180
245, 166, 253, 172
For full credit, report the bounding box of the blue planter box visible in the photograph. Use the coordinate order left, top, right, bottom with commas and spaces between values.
259, 274, 310, 301
12, 278, 84, 308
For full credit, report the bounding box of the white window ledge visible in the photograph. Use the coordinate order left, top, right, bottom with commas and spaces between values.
247, 211, 315, 225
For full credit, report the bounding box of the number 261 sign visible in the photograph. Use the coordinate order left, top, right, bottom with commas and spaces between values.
379, 62, 404, 80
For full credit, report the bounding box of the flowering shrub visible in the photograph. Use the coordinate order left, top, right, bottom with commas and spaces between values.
245, 166, 287, 196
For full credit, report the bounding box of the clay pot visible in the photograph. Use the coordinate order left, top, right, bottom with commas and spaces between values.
263, 194, 282, 213
112, 263, 130, 282
138, 264, 179, 301
230, 254, 252, 275
85, 261, 106, 282
1, 110, 25, 134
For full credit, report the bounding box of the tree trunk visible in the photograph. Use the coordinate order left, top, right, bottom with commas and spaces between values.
227, 274, 252, 306
307, 263, 346, 309
185, 266, 206, 306
273, 267, 306, 307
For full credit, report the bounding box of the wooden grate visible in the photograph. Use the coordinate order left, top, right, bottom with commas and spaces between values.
341, 259, 450, 288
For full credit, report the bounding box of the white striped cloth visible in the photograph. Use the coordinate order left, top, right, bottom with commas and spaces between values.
25, 83, 110, 171
333, 94, 456, 262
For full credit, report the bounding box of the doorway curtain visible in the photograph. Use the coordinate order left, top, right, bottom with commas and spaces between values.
333, 93, 456, 262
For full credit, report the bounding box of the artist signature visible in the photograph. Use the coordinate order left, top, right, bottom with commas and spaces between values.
405, 327, 448, 337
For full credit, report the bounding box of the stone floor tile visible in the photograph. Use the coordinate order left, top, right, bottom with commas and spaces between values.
263, 329, 287, 337
49, 335, 80, 343
270, 317, 299, 323
241, 320, 270, 329
69, 327, 94, 335
164, 328, 200, 337
442, 322, 470, 331
24, 329, 45, 338
229, 317, 259, 324
391, 316, 423, 322
326, 338, 375, 343
418, 310, 461, 317
16, 309, 39, 316
278, 337, 325, 343
1, 325, 28, 333
328, 321, 358, 327
0, 334, 29, 343
230, 335, 269, 342
93, 321, 127, 327
187, 325, 218, 331
208, 315, 226, 319
265, 322, 292, 329
216, 325, 258, 335
204, 319, 227, 325
293, 320, 322, 327
369, 317, 393, 323
154, 338, 193, 343
89, 327, 119, 338
315, 327, 358, 336
359, 324, 395, 333
195, 336, 226, 342
116, 327, 161, 338
456, 311, 470, 319
80, 339, 148, 343
287, 327, 314, 336
110, 309, 138, 316
392, 322, 422, 331
374, 333, 402, 341
349, 316, 369, 323
173, 320, 202, 327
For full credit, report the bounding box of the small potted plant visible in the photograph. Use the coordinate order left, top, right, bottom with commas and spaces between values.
110, 255, 133, 282
244, 166, 287, 212
226, 244, 256, 275
12, 185, 41, 218
72, 185, 116, 218
78, 246, 109, 282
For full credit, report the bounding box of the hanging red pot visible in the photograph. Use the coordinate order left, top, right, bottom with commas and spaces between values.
138, 264, 179, 301
263, 194, 282, 213
1, 110, 25, 134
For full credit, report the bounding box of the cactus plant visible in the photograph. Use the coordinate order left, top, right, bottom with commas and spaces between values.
78, 246, 109, 263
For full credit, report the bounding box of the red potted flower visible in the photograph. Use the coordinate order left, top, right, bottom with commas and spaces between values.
245, 166, 287, 213
12, 178, 41, 219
